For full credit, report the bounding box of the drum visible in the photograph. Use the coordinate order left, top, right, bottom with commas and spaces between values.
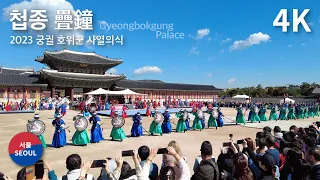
73, 115, 88, 132
197, 110, 204, 118
112, 117, 125, 128
27, 120, 46, 136
212, 109, 219, 119
154, 112, 164, 124
254, 107, 259, 114
183, 111, 188, 120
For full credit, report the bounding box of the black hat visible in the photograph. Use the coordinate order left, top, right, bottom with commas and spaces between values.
200, 141, 212, 155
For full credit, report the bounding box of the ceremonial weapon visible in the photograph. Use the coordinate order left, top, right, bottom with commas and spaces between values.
142, 126, 151, 135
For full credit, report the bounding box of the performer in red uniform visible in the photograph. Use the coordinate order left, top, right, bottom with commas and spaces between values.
146, 104, 151, 116
143, 100, 147, 109
122, 105, 128, 118
110, 104, 116, 118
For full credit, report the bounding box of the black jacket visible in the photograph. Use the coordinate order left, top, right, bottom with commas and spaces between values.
191, 159, 220, 180
311, 164, 320, 180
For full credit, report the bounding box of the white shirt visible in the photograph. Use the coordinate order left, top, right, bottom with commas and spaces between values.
58, 169, 94, 180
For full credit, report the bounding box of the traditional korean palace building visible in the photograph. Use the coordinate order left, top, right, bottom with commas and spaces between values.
0, 49, 221, 102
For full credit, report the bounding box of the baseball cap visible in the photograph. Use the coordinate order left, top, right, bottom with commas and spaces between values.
200, 141, 212, 155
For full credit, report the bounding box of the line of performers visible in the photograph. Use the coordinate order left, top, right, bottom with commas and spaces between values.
27, 107, 226, 149
234, 103, 320, 125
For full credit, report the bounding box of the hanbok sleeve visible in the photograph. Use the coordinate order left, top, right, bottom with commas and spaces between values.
52, 120, 56, 126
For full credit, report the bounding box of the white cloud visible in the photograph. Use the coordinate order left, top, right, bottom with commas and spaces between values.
220, 49, 224, 53
196, 28, 210, 39
288, 45, 292, 48
189, 46, 199, 55
228, 78, 236, 84
222, 38, 232, 43
229, 32, 271, 51
207, 73, 212, 78
108, 68, 117, 74
3, 0, 83, 38
133, 66, 162, 75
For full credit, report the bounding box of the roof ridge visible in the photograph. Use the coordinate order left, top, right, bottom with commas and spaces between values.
45, 49, 123, 62
1, 67, 34, 72
124, 79, 216, 87
42, 69, 125, 77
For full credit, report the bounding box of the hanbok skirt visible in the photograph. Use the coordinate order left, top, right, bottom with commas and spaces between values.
176, 119, 187, 132
287, 112, 296, 120
309, 112, 314, 118
131, 123, 143, 137
122, 111, 127, 118
110, 127, 126, 140
149, 121, 162, 135
304, 111, 309, 118
192, 118, 202, 130
259, 114, 268, 121
185, 120, 190, 130
269, 112, 278, 120
200, 119, 205, 129
90, 127, 104, 143
208, 116, 218, 127
217, 117, 224, 127
72, 130, 90, 145
52, 130, 67, 148
236, 114, 246, 124
161, 121, 172, 133
250, 113, 260, 122
279, 113, 288, 120
315, 110, 319, 117
297, 112, 304, 119
38, 134, 47, 148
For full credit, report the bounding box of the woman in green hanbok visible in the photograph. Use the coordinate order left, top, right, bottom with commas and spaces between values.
269, 106, 277, 121
258, 106, 268, 121
29, 114, 47, 148
304, 107, 309, 118
297, 106, 305, 119
278, 107, 288, 120
235, 107, 246, 125
176, 110, 187, 133
287, 105, 297, 120
250, 105, 260, 123
72, 115, 90, 146
208, 110, 218, 128
192, 111, 203, 130
110, 112, 126, 141
314, 103, 319, 117
308, 106, 315, 118
149, 110, 163, 136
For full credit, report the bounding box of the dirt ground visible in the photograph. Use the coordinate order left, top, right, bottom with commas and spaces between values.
0, 108, 318, 178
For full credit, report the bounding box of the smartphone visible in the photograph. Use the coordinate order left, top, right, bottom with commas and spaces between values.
91, 160, 106, 168
122, 150, 134, 157
255, 138, 260, 147
35, 160, 44, 179
229, 134, 233, 139
222, 142, 230, 147
237, 140, 244, 144
157, 148, 168, 154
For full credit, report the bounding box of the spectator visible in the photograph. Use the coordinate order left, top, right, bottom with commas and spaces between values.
232, 153, 254, 180
60, 154, 94, 180
257, 153, 278, 179
306, 146, 320, 180
288, 159, 311, 180
192, 141, 219, 180
138, 146, 158, 180
273, 126, 283, 140
265, 136, 280, 166
289, 125, 298, 134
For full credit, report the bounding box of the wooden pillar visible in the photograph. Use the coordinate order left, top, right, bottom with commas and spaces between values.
51, 87, 55, 98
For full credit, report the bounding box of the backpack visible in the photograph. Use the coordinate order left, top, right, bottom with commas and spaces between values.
193, 159, 220, 180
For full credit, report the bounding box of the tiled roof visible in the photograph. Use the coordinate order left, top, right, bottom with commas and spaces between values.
0, 67, 35, 75
116, 79, 222, 91
0, 73, 47, 87
313, 87, 320, 94
36, 49, 122, 65
41, 69, 126, 81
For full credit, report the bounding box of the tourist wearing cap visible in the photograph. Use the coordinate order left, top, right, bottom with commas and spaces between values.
89, 111, 104, 143
149, 110, 163, 136
72, 114, 90, 146
161, 109, 172, 134
51, 113, 67, 148
31, 114, 47, 148
176, 110, 187, 133
131, 112, 143, 137
110, 111, 126, 141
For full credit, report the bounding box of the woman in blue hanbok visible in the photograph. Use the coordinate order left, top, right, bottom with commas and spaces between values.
105, 101, 110, 110
161, 110, 172, 133
131, 112, 143, 137
217, 108, 224, 127
51, 114, 67, 148
184, 110, 191, 131
200, 114, 206, 129
89, 112, 104, 143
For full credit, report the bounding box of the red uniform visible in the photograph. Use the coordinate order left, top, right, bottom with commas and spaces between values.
146, 105, 151, 116
122, 106, 128, 118
110, 106, 116, 118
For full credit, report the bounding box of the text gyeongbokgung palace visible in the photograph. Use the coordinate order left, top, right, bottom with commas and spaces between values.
0, 49, 221, 102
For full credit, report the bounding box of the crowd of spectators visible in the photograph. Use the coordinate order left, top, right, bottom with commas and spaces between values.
2, 121, 320, 180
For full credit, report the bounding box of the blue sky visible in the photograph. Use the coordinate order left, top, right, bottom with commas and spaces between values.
0, 0, 319, 88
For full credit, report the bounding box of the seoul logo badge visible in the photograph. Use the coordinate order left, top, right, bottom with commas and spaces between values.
8, 132, 43, 166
